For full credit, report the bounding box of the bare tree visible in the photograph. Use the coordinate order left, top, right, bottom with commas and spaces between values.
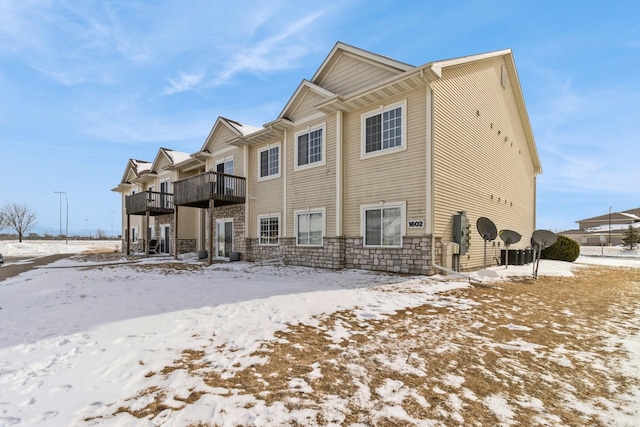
95, 229, 107, 239
1, 202, 37, 242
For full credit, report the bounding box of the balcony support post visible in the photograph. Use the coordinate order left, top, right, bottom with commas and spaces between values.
126, 214, 131, 255
145, 211, 150, 258
174, 205, 179, 260
208, 198, 214, 265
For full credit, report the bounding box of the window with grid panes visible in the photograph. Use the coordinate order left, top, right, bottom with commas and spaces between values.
259, 146, 279, 178
259, 216, 279, 245
364, 105, 403, 154
297, 128, 323, 167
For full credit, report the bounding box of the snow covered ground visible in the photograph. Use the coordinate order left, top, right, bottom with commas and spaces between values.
0, 242, 638, 426
0, 240, 120, 258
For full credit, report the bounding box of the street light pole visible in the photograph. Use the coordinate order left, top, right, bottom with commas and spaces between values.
608, 207, 612, 246
65, 198, 69, 245
54, 191, 66, 237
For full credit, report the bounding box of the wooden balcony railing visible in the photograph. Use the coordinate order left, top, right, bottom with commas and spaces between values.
174, 171, 246, 208
125, 191, 174, 216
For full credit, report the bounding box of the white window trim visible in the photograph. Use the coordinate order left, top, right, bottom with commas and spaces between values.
294, 123, 327, 172
257, 143, 281, 182
215, 218, 234, 257
257, 213, 281, 246
294, 207, 326, 247
157, 171, 171, 183
215, 156, 234, 174
159, 178, 171, 191
360, 201, 406, 248
360, 99, 407, 160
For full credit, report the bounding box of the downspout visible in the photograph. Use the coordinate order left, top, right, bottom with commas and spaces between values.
244, 144, 250, 239
336, 110, 343, 237
425, 77, 436, 274
282, 129, 287, 241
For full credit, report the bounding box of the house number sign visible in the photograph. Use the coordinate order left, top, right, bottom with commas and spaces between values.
408, 219, 425, 228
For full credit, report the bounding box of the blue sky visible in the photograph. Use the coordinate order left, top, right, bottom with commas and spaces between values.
1, 0, 638, 237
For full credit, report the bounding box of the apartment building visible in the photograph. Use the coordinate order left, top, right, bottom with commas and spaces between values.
113, 42, 541, 274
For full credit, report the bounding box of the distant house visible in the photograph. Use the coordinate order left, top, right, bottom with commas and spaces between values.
112, 42, 541, 274
560, 208, 640, 246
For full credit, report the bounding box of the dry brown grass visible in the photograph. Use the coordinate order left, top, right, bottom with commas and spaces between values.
72, 252, 207, 273
98, 266, 640, 426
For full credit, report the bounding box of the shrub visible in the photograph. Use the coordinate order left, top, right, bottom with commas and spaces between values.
541, 235, 580, 262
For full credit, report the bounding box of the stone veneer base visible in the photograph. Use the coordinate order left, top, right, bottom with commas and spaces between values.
246, 236, 437, 275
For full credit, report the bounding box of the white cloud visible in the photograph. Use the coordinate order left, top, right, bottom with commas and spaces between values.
527, 61, 640, 199
156, 7, 328, 94
163, 72, 205, 95
207, 10, 326, 87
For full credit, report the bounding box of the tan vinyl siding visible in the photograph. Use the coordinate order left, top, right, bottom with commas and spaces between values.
201, 125, 247, 174
177, 167, 204, 180
209, 146, 246, 176
289, 90, 326, 122
319, 53, 399, 96
342, 87, 428, 237
155, 155, 171, 170
432, 57, 537, 270
286, 118, 337, 237
177, 207, 198, 239
248, 140, 284, 238
204, 125, 236, 151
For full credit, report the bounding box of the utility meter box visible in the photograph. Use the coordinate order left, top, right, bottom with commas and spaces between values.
452, 211, 469, 255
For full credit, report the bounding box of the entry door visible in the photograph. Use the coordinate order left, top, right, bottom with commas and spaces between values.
216, 220, 233, 258
160, 225, 170, 253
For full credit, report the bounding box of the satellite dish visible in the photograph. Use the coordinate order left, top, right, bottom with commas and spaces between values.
499, 230, 522, 246
532, 230, 557, 249
477, 217, 497, 241
499, 229, 522, 269
476, 217, 498, 269
531, 230, 558, 279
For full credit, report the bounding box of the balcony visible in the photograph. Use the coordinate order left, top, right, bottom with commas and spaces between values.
125, 191, 174, 216
174, 171, 246, 208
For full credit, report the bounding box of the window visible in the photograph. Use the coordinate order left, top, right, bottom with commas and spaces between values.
295, 125, 325, 169
361, 101, 406, 157
216, 157, 234, 175
216, 157, 234, 194
160, 180, 171, 208
258, 144, 280, 179
296, 209, 324, 246
362, 204, 404, 247
259, 215, 280, 245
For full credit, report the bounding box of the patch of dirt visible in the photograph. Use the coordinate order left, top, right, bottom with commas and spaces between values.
71, 252, 207, 274
100, 266, 640, 426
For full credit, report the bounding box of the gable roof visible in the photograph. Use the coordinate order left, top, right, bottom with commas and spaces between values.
198, 116, 262, 153
311, 42, 414, 86
577, 208, 640, 227
433, 49, 540, 174
312, 46, 541, 174
111, 159, 152, 192
150, 148, 191, 173
278, 80, 336, 120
